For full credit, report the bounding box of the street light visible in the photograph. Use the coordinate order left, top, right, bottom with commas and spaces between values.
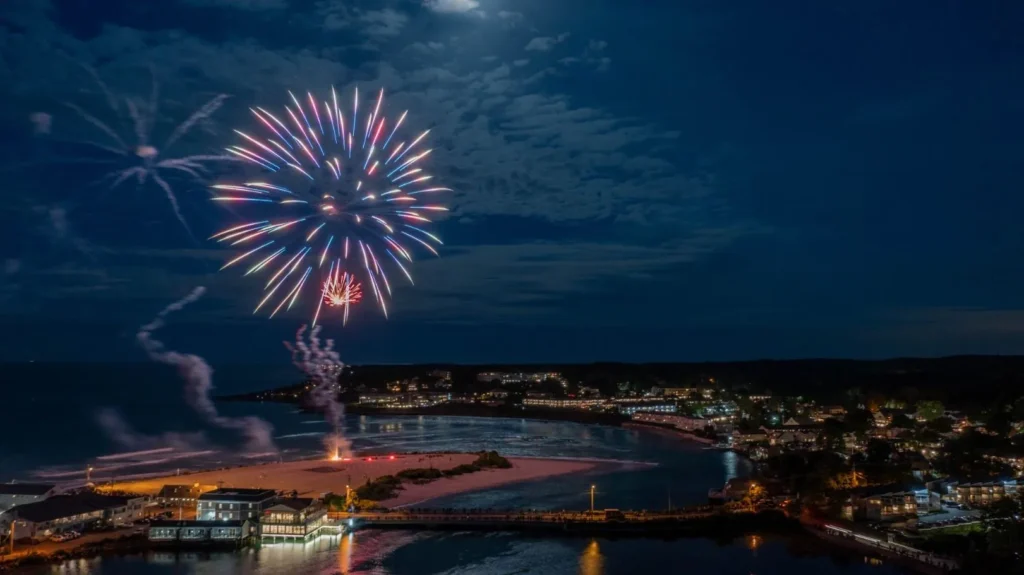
86, 466, 94, 483
590, 485, 596, 514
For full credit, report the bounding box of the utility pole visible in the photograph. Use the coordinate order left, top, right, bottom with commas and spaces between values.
9, 520, 15, 555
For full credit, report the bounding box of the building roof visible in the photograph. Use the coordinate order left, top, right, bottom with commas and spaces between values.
198, 488, 276, 502
150, 519, 244, 528
158, 484, 204, 499
266, 498, 315, 512
0, 483, 55, 496
11, 493, 129, 523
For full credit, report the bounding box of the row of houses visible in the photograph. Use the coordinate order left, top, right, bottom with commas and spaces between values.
1, 483, 334, 544
1, 488, 149, 540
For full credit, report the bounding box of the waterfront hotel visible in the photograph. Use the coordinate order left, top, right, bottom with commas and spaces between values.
259, 498, 330, 543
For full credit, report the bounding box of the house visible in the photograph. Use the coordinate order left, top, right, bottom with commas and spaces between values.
197, 488, 276, 521
730, 429, 768, 446
782, 417, 816, 427
148, 519, 252, 543
0, 483, 56, 512
259, 498, 329, 542
3, 492, 147, 540
157, 484, 209, 508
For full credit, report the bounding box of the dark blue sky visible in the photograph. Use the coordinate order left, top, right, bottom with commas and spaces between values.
2, 0, 1024, 363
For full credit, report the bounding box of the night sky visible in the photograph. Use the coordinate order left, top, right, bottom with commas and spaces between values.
2, 1, 1024, 364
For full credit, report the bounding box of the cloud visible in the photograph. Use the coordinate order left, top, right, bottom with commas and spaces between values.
406, 41, 445, 55
496, 11, 524, 27
525, 37, 561, 52
182, 0, 286, 9
0, 0, 756, 329
317, 4, 407, 41
393, 226, 756, 324
423, 0, 480, 14
359, 9, 409, 38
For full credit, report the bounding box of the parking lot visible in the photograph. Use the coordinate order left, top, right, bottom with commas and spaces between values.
917, 504, 982, 528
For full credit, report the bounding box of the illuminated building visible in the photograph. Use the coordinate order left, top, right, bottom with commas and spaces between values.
157, 484, 210, 508
522, 397, 606, 409
476, 372, 565, 385
842, 485, 940, 521
616, 403, 676, 416
197, 488, 275, 521
3, 493, 148, 540
148, 519, 252, 542
950, 480, 1019, 506
259, 498, 329, 542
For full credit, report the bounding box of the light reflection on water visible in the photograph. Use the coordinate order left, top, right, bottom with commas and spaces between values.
37, 530, 903, 575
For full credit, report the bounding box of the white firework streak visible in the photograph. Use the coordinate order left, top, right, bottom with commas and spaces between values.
59, 63, 234, 239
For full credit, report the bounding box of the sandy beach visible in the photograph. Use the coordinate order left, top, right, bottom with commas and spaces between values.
103, 454, 603, 507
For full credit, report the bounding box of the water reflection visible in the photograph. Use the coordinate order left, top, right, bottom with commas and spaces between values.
723, 450, 738, 482
338, 532, 354, 573
579, 539, 604, 575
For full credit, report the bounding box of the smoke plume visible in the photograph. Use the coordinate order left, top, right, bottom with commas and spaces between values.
96, 408, 208, 452
135, 287, 277, 454
285, 324, 350, 459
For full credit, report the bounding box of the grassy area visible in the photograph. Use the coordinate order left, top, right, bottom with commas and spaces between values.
920, 522, 983, 537
343, 452, 515, 505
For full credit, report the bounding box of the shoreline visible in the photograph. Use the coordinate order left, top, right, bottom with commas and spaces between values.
101, 453, 620, 507
623, 421, 717, 445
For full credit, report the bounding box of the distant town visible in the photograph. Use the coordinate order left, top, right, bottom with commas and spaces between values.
229, 358, 1024, 571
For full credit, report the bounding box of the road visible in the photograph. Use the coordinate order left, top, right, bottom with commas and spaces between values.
1, 525, 145, 563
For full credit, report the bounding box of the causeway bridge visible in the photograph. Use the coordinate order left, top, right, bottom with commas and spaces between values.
331, 505, 770, 536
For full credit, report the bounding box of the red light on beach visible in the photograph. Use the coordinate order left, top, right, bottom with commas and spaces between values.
342, 457, 352, 462
366, 457, 374, 462
389, 455, 396, 460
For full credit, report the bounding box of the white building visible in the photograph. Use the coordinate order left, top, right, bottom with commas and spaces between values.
3, 493, 147, 540
0, 483, 56, 512
197, 488, 276, 522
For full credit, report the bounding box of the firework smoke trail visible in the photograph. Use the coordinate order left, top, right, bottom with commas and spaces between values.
212, 87, 450, 325
136, 287, 277, 454
285, 324, 351, 459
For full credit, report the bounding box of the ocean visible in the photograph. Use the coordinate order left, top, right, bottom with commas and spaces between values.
1, 363, 900, 574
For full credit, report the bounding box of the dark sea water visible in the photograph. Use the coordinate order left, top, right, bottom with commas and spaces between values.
2, 363, 901, 574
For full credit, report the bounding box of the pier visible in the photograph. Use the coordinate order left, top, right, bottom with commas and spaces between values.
332, 505, 783, 536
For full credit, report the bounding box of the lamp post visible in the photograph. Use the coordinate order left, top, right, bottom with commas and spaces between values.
590, 485, 596, 514
86, 466, 93, 483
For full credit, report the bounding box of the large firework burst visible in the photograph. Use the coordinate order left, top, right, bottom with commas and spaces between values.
211, 87, 449, 325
